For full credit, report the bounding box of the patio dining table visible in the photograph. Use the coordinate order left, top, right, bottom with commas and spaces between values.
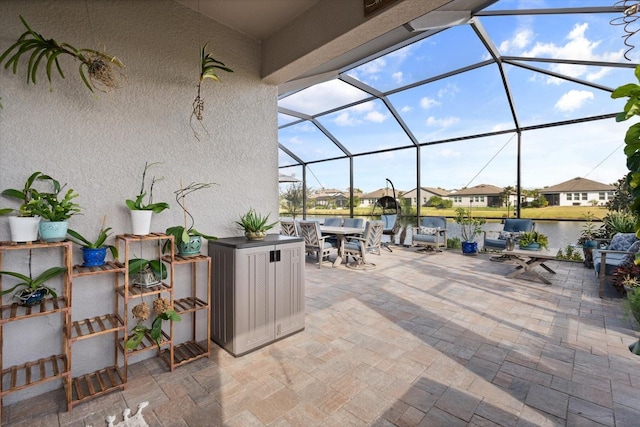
319, 225, 364, 267
501, 247, 558, 285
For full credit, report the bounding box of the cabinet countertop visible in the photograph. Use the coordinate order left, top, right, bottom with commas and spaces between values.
209, 234, 303, 249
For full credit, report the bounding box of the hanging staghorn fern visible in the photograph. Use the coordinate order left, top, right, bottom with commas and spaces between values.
190, 43, 233, 140
0, 15, 125, 93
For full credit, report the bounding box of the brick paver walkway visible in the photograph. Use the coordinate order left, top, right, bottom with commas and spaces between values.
3, 247, 639, 426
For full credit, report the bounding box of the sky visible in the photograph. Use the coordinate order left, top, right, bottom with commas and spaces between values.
277, 0, 637, 194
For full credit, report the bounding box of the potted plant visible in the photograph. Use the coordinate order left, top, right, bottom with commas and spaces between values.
578, 211, 598, 249
454, 207, 485, 255
518, 231, 549, 250
125, 297, 181, 350
67, 216, 118, 267
164, 182, 217, 256
0, 265, 67, 306
128, 257, 168, 288
126, 162, 170, 235
624, 286, 640, 355
235, 208, 277, 240
27, 178, 81, 242
0, 171, 52, 242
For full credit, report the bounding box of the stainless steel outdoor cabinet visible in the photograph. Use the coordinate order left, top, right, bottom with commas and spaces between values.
209, 235, 305, 356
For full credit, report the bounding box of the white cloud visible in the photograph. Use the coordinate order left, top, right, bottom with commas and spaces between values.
437, 83, 460, 99
392, 71, 403, 84
499, 28, 533, 54
426, 116, 460, 127
554, 90, 594, 112
401, 105, 412, 113
365, 111, 387, 123
438, 147, 461, 158
334, 111, 360, 126
278, 80, 368, 115
420, 97, 440, 109
352, 101, 375, 113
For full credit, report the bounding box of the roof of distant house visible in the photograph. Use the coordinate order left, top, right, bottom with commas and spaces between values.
540, 177, 614, 193
404, 187, 450, 197
361, 188, 401, 199
449, 184, 503, 196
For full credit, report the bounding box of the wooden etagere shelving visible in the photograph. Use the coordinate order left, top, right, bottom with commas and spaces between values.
1, 233, 212, 419
0, 240, 73, 422
66, 259, 126, 411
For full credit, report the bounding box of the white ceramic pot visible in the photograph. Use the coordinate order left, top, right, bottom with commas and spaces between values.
130, 210, 153, 235
8, 216, 40, 242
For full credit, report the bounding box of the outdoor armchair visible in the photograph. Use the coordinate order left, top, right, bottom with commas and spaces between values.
412, 216, 447, 252
299, 221, 338, 268
483, 218, 534, 252
594, 232, 640, 297
280, 219, 298, 236
343, 220, 384, 268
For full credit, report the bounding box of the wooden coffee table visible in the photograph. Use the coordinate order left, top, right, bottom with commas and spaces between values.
501, 247, 558, 285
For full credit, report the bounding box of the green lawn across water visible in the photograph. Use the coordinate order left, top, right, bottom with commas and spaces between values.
297, 205, 607, 221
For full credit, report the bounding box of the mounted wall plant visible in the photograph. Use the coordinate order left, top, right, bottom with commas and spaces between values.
190, 43, 233, 140
0, 15, 124, 94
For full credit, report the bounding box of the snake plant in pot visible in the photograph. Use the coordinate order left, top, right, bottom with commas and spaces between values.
164, 181, 217, 256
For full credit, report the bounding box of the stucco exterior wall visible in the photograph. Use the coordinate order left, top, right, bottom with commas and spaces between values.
0, 0, 278, 404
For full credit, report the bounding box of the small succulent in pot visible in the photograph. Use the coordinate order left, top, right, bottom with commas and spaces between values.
235, 208, 276, 240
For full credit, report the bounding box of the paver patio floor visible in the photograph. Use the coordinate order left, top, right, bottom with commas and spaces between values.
3, 246, 640, 426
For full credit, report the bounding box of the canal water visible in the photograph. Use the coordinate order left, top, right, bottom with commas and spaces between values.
301, 216, 590, 250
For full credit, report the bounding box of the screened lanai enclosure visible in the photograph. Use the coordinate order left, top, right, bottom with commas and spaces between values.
277, 0, 639, 219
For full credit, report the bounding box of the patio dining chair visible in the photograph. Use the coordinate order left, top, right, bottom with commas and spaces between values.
342, 218, 364, 228
343, 220, 384, 268
412, 216, 447, 252
298, 221, 338, 268
280, 219, 298, 236
323, 217, 342, 227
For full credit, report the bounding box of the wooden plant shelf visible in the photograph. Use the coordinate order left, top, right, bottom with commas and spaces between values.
116, 282, 172, 298
163, 254, 210, 264
69, 314, 124, 342
120, 330, 171, 356
0, 297, 69, 324
72, 261, 125, 277
160, 340, 209, 368
173, 296, 208, 314
67, 366, 125, 409
0, 354, 69, 397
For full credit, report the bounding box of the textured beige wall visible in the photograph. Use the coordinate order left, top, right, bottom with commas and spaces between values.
0, 0, 278, 403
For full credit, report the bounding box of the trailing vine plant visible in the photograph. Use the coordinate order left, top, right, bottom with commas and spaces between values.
0, 15, 124, 94
190, 43, 233, 140
611, 64, 640, 258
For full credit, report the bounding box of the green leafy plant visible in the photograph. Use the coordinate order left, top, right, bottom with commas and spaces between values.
0, 15, 124, 93
164, 182, 217, 248
127, 258, 167, 280
126, 162, 170, 213
555, 244, 583, 262
67, 216, 118, 259
0, 171, 53, 217
191, 43, 233, 139
453, 207, 485, 242
125, 298, 181, 350
26, 178, 80, 221
235, 208, 277, 233
518, 231, 549, 249
447, 237, 461, 249
603, 211, 636, 236
611, 65, 640, 259
0, 265, 67, 302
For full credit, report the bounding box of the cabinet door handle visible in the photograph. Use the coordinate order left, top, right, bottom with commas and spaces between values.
270, 250, 282, 262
